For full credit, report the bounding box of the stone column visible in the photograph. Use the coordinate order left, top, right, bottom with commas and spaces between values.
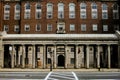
86, 45, 89, 69
32, 45, 35, 68
108, 45, 111, 68
43, 45, 46, 68
118, 44, 120, 68
97, 45, 100, 68
54, 45, 57, 68
11, 45, 15, 68
22, 45, 25, 68
75, 44, 78, 68
1, 45, 4, 68
0, 45, 4, 68
65, 44, 67, 68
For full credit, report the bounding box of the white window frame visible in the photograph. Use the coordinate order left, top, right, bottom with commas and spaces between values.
35, 3, 42, 19
113, 4, 119, 19
47, 24, 52, 31
4, 4, 10, 20
4, 25, 9, 32
92, 24, 98, 31
102, 4, 108, 19
24, 24, 30, 31
81, 24, 86, 31
70, 24, 75, 31
24, 3, 31, 19
58, 3, 64, 19
14, 4, 20, 20
103, 25, 108, 31
47, 3, 53, 19
14, 25, 19, 32
80, 3, 87, 19
69, 3, 75, 19
91, 3, 98, 19
36, 24, 41, 31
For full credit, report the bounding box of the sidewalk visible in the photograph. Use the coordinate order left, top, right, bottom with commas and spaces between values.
0, 68, 120, 72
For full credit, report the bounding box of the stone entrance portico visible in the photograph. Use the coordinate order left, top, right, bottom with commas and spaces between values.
0, 31, 120, 69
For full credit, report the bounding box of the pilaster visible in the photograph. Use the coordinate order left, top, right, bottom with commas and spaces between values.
75, 44, 78, 68
32, 45, 35, 68
54, 45, 57, 68
108, 45, 111, 69
97, 45, 100, 68
22, 45, 25, 68
65, 44, 67, 69
86, 45, 89, 69
43, 44, 46, 69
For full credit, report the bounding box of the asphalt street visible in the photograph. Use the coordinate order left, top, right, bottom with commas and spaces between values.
0, 71, 120, 80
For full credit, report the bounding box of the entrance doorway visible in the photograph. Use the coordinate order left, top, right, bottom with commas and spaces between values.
58, 55, 65, 67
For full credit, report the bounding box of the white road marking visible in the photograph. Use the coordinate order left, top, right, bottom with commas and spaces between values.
50, 74, 75, 80
44, 72, 78, 80
44, 72, 52, 80
72, 72, 79, 80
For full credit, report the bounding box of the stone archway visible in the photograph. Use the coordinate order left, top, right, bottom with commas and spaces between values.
58, 55, 65, 67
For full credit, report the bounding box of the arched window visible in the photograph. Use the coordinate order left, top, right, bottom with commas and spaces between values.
113, 4, 119, 19
80, 3, 86, 19
91, 3, 97, 19
58, 3, 64, 19
4, 4, 10, 20
102, 4, 108, 19
35, 3, 42, 19
47, 3, 53, 19
24, 2, 31, 19
69, 3, 75, 18
14, 4, 20, 20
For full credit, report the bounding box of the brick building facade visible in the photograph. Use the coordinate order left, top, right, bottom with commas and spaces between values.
0, 0, 120, 69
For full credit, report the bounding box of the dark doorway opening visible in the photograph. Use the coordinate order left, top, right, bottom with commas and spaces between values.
58, 55, 65, 67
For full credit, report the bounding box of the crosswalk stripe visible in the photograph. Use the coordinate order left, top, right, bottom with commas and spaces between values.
72, 72, 79, 80
50, 74, 75, 80
44, 72, 52, 80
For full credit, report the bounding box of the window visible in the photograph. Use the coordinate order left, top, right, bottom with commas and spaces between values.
80, 3, 87, 19
47, 3, 53, 19
24, 3, 31, 19
36, 24, 41, 31
70, 24, 75, 31
103, 25, 108, 31
69, 3, 75, 19
25, 24, 30, 31
113, 4, 119, 19
35, 3, 42, 19
4, 4, 10, 20
14, 4, 20, 20
81, 24, 86, 31
48, 48, 52, 52
91, 3, 97, 19
71, 58, 75, 64
14, 25, 19, 32
102, 4, 108, 19
92, 24, 97, 31
57, 23, 65, 31
114, 24, 119, 31
47, 24, 52, 31
58, 3, 64, 19
48, 58, 51, 64
71, 48, 74, 52
4, 25, 9, 32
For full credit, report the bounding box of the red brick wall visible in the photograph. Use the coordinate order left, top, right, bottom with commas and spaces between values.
0, 0, 118, 34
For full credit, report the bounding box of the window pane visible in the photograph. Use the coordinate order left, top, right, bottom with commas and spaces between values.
103, 25, 108, 31
81, 24, 86, 31
93, 24, 97, 31
70, 24, 75, 31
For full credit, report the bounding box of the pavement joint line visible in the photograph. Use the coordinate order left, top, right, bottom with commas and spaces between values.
44, 71, 52, 80
72, 72, 79, 80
